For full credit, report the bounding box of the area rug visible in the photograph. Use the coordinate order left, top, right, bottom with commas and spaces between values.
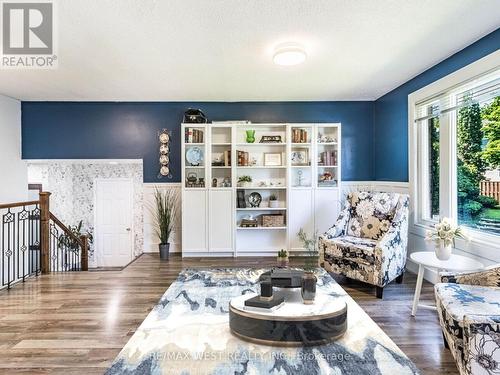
106, 268, 420, 375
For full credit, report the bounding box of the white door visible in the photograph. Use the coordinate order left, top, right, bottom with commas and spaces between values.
95, 179, 134, 267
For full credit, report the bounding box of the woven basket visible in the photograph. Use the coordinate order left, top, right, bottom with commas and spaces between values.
261, 214, 285, 227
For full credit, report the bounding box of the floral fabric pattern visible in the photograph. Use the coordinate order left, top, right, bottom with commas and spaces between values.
435, 271, 500, 375
346, 192, 399, 240
319, 192, 409, 288
441, 266, 500, 288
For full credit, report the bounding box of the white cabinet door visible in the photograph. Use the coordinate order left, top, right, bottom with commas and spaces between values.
209, 190, 233, 252
183, 190, 208, 252
289, 189, 314, 252
314, 189, 340, 235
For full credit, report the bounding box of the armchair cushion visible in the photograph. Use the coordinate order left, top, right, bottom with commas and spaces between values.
346, 192, 400, 240
441, 265, 500, 287
435, 283, 500, 375
323, 235, 377, 265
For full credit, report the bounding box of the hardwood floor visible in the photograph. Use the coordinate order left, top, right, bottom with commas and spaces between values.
0, 254, 458, 374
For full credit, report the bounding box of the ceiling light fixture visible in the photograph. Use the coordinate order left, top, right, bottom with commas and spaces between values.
273, 42, 307, 66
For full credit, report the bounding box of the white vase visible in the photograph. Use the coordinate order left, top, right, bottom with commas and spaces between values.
269, 200, 279, 208
435, 242, 452, 261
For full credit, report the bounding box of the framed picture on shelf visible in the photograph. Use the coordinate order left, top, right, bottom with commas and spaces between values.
263, 152, 282, 166
291, 149, 309, 166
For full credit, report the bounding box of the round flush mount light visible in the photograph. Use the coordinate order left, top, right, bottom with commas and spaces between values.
273, 42, 307, 66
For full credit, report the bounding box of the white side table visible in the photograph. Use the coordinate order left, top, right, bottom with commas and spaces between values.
410, 251, 484, 316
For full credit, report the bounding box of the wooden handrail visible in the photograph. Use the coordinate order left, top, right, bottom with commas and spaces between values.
49, 212, 85, 248
0, 200, 40, 210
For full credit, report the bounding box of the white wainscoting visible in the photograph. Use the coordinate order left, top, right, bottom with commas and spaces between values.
143, 183, 182, 254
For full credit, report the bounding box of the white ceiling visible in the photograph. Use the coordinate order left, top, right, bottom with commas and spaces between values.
1, 0, 499, 101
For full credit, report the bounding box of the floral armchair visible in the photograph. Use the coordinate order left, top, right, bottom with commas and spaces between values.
435, 266, 500, 375
319, 191, 410, 298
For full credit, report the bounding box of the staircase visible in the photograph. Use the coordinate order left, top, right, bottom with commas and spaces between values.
0, 192, 89, 290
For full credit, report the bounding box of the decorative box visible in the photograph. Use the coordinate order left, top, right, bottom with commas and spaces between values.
261, 214, 285, 227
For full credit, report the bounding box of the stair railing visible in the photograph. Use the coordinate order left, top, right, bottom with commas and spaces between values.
0, 191, 88, 289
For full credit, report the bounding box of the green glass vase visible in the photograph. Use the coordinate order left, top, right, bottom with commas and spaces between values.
246, 130, 255, 143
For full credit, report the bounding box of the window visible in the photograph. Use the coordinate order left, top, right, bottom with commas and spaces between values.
456, 95, 500, 235
414, 68, 500, 238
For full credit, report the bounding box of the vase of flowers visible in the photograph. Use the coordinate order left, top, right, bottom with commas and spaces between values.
425, 217, 467, 261
298, 228, 318, 304
277, 249, 289, 267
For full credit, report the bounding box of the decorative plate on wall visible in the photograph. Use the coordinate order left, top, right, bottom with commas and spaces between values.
159, 132, 170, 143
157, 129, 172, 179
160, 144, 169, 154
160, 166, 170, 176
159, 154, 169, 165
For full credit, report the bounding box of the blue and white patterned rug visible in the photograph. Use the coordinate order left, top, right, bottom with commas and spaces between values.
106, 268, 420, 375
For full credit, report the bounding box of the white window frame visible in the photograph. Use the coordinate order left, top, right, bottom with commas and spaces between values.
409, 50, 500, 261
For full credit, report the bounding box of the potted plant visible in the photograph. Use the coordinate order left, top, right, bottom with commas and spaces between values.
425, 217, 468, 260
57, 220, 94, 255
238, 175, 252, 187
152, 187, 178, 260
298, 228, 319, 304
269, 194, 279, 208
277, 249, 289, 267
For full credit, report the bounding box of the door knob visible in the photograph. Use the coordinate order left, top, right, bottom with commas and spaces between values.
126, 227, 131, 231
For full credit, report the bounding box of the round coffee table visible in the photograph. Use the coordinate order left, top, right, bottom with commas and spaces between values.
410, 251, 484, 316
229, 289, 347, 346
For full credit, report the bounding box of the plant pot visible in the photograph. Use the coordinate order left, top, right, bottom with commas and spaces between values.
269, 200, 279, 208
301, 271, 317, 304
159, 243, 170, 260
277, 256, 289, 268
435, 242, 452, 261
238, 181, 251, 188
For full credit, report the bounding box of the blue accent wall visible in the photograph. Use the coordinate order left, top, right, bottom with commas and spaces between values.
22, 101, 374, 182
373, 28, 500, 182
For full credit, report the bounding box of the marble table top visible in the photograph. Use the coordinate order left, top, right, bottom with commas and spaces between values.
230, 289, 347, 320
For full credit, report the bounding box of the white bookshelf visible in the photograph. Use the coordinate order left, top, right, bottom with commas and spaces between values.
181, 123, 341, 257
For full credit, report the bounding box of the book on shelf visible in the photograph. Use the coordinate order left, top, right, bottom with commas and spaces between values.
292, 128, 308, 143
237, 150, 250, 166
185, 128, 204, 143
224, 150, 231, 166
319, 150, 337, 166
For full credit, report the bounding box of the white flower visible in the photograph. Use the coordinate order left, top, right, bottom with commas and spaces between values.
380, 220, 391, 232
374, 193, 391, 213
356, 199, 375, 219
348, 219, 361, 236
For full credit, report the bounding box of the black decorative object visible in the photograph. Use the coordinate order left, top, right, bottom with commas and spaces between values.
259, 135, 282, 143
237, 190, 246, 208
301, 272, 317, 304
260, 280, 273, 299
183, 108, 208, 123
259, 268, 303, 288
248, 192, 262, 207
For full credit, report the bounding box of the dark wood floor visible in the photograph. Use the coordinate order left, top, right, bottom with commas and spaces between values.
0, 254, 457, 374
